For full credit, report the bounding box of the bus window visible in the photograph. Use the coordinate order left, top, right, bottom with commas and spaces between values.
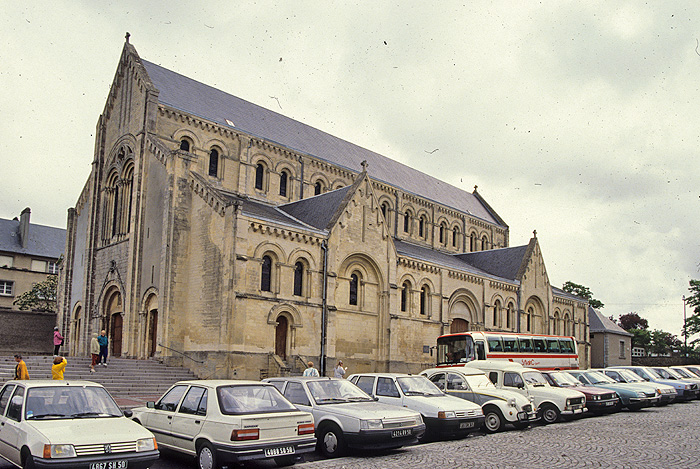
486, 335, 503, 352
533, 338, 546, 352
518, 337, 533, 353
503, 337, 518, 353
559, 338, 575, 354
436, 335, 475, 365
546, 338, 560, 353
476, 341, 486, 360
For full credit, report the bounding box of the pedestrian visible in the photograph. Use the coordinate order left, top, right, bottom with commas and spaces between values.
90, 333, 100, 373
53, 327, 64, 357
14, 354, 29, 380
303, 361, 320, 377
98, 329, 109, 366
52, 356, 67, 380
334, 360, 346, 379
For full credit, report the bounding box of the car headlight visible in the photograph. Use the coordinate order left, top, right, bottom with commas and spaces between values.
43, 444, 76, 459
685, 385, 692, 390
360, 419, 384, 430
591, 395, 599, 401
137, 438, 157, 452
415, 414, 424, 425
636, 392, 646, 397
507, 398, 516, 407
438, 411, 456, 419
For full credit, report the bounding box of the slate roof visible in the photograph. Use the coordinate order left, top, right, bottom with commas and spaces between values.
551, 286, 586, 302
278, 186, 353, 231
455, 245, 529, 281
589, 307, 633, 336
0, 218, 66, 259
140, 58, 502, 226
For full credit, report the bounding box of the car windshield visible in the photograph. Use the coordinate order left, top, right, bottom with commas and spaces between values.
464, 374, 496, 389
397, 376, 443, 396
25, 386, 123, 420
672, 368, 692, 378
548, 372, 580, 387
686, 367, 700, 377
307, 379, 373, 404
522, 371, 548, 387
662, 368, 684, 379
643, 368, 663, 379
618, 370, 644, 382
584, 371, 615, 384
217, 385, 297, 414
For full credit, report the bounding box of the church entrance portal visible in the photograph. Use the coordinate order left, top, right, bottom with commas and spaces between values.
111, 313, 123, 357
275, 315, 288, 360
451, 318, 469, 333
147, 309, 158, 357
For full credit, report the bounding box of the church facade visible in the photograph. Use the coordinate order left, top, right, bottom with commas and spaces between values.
57, 39, 590, 379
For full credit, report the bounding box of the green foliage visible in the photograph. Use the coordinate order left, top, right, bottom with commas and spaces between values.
684, 280, 700, 338
648, 329, 681, 356
630, 328, 651, 350
12, 274, 58, 312
562, 281, 604, 309
618, 312, 649, 331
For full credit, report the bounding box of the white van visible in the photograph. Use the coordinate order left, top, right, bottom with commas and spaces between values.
465, 360, 586, 424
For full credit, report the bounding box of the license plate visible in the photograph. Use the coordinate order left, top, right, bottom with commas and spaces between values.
90, 461, 127, 469
605, 401, 616, 406
391, 429, 412, 438
459, 421, 475, 429
264, 446, 295, 458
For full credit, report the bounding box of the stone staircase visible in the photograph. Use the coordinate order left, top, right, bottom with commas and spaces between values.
0, 355, 197, 407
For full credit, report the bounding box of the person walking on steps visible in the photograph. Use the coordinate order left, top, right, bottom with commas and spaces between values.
14, 354, 29, 380
53, 327, 64, 357
90, 333, 100, 373
98, 330, 108, 366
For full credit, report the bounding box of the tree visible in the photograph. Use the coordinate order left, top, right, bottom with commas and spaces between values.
12, 274, 58, 312
562, 281, 604, 309
629, 328, 651, 350
618, 312, 649, 331
648, 329, 681, 356
683, 280, 700, 338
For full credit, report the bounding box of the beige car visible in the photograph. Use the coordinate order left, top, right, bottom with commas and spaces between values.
131, 380, 315, 468
0, 379, 158, 469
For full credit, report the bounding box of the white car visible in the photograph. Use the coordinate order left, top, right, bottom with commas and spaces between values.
130, 380, 315, 468
0, 379, 158, 469
420, 366, 538, 432
347, 373, 484, 440
264, 376, 425, 458
465, 360, 587, 424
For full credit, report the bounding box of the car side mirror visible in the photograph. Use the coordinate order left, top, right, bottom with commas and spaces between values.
518, 382, 525, 389
122, 409, 133, 418
146, 401, 155, 409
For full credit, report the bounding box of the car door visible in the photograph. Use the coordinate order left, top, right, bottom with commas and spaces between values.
0, 384, 17, 462
0, 385, 25, 466
354, 376, 377, 397
145, 384, 189, 448
503, 372, 528, 399
375, 377, 402, 406
169, 386, 208, 454
445, 373, 475, 403
282, 381, 313, 411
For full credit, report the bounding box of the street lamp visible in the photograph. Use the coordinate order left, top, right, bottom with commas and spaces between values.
682, 295, 688, 352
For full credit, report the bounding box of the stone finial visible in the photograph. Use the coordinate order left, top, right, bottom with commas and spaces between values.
360, 160, 368, 172
125, 32, 131, 43
533, 230, 537, 238
474, 185, 478, 192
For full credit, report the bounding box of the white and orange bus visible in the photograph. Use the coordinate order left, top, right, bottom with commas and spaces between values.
436, 331, 579, 370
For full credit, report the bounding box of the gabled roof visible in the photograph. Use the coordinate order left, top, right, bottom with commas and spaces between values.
455, 244, 529, 281
139, 57, 504, 227
551, 286, 586, 302
278, 186, 353, 231
0, 218, 66, 259
589, 307, 633, 337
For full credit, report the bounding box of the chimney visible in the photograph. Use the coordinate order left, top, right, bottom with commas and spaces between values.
19, 207, 31, 249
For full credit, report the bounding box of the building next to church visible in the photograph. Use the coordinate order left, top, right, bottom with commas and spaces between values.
589, 307, 632, 368
56, 37, 590, 379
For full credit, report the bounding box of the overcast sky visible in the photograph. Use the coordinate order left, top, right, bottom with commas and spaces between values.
2, 1, 698, 338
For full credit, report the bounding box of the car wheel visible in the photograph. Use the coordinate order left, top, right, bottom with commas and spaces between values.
21, 449, 35, 469
318, 424, 346, 458
482, 406, 504, 433
540, 404, 560, 424
274, 455, 297, 467
197, 442, 218, 469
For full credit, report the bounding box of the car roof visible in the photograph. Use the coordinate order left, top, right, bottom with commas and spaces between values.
3, 379, 106, 388
420, 367, 487, 376
173, 379, 270, 387
347, 372, 415, 378
466, 360, 530, 372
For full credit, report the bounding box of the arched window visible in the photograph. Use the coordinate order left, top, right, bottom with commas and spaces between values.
553, 312, 560, 335
526, 306, 533, 332
403, 211, 411, 233
381, 202, 389, 221
401, 281, 410, 312
507, 302, 514, 329
452, 227, 459, 248
493, 300, 501, 327
470, 232, 477, 252
261, 255, 272, 292
255, 163, 265, 190
482, 235, 489, 250
279, 171, 288, 197
208, 148, 219, 177
179, 138, 190, 152
564, 313, 570, 336
349, 273, 359, 306
314, 181, 323, 195
111, 183, 120, 237
439, 223, 446, 244
293, 261, 304, 296
419, 216, 426, 238
420, 285, 430, 315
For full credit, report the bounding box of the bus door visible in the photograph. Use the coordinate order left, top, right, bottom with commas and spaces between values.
475, 340, 486, 360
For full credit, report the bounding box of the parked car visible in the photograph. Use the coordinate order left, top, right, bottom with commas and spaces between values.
464, 360, 586, 424
597, 368, 676, 406
608, 366, 700, 402
0, 379, 159, 469
564, 370, 657, 410
541, 371, 619, 413
655, 367, 700, 389
347, 372, 483, 440
263, 376, 425, 458
420, 366, 538, 433
674, 366, 700, 380
131, 380, 316, 468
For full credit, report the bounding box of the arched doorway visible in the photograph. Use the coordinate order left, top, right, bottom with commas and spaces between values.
451, 318, 469, 333
147, 309, 158, 357
111, 313, 123, 357
275, 315, 288, 360
71, 305, 82, 355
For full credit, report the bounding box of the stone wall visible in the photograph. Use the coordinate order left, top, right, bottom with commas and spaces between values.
0, 309, 56, 355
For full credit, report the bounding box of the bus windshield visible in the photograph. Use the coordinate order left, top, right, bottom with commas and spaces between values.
437, 335, 475, 365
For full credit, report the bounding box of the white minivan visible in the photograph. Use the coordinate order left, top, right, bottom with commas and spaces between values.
465, 360, 586, 424
347, 373, 484, 440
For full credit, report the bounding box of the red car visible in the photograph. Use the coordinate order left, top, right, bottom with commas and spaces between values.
542, 371, 620, 414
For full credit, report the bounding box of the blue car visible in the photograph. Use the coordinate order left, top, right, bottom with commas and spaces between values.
565, 370, 657, 410
608, 366, 699, 402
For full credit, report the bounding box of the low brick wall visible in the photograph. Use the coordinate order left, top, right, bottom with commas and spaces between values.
632, 356, 700, 367
0, 309, 56, 356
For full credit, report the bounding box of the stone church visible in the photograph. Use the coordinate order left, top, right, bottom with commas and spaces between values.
57, 37, 590, 379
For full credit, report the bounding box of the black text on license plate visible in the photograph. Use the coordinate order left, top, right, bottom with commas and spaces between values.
265, 446, 295, 458
391, 429, 412, 438
605, 401, 615, 406
90, 461, 127, 469
459, 421, 475, 429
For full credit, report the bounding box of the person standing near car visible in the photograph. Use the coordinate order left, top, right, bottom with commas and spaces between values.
90, 333, 100, 373
53, 327, 64, 357
52, 356, 67, 380
334, 360, 346, 379
14, 354, 29, 380
303, 361, 320, 377
98, 329, 109, 366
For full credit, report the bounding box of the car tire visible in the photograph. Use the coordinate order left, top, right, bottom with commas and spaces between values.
540, 404, 560, 424
197, 441, 218, 469
318, 423, 346, 458
274, 455, 297, 467
482, 406, 504, 433
21, 449, 35, 469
